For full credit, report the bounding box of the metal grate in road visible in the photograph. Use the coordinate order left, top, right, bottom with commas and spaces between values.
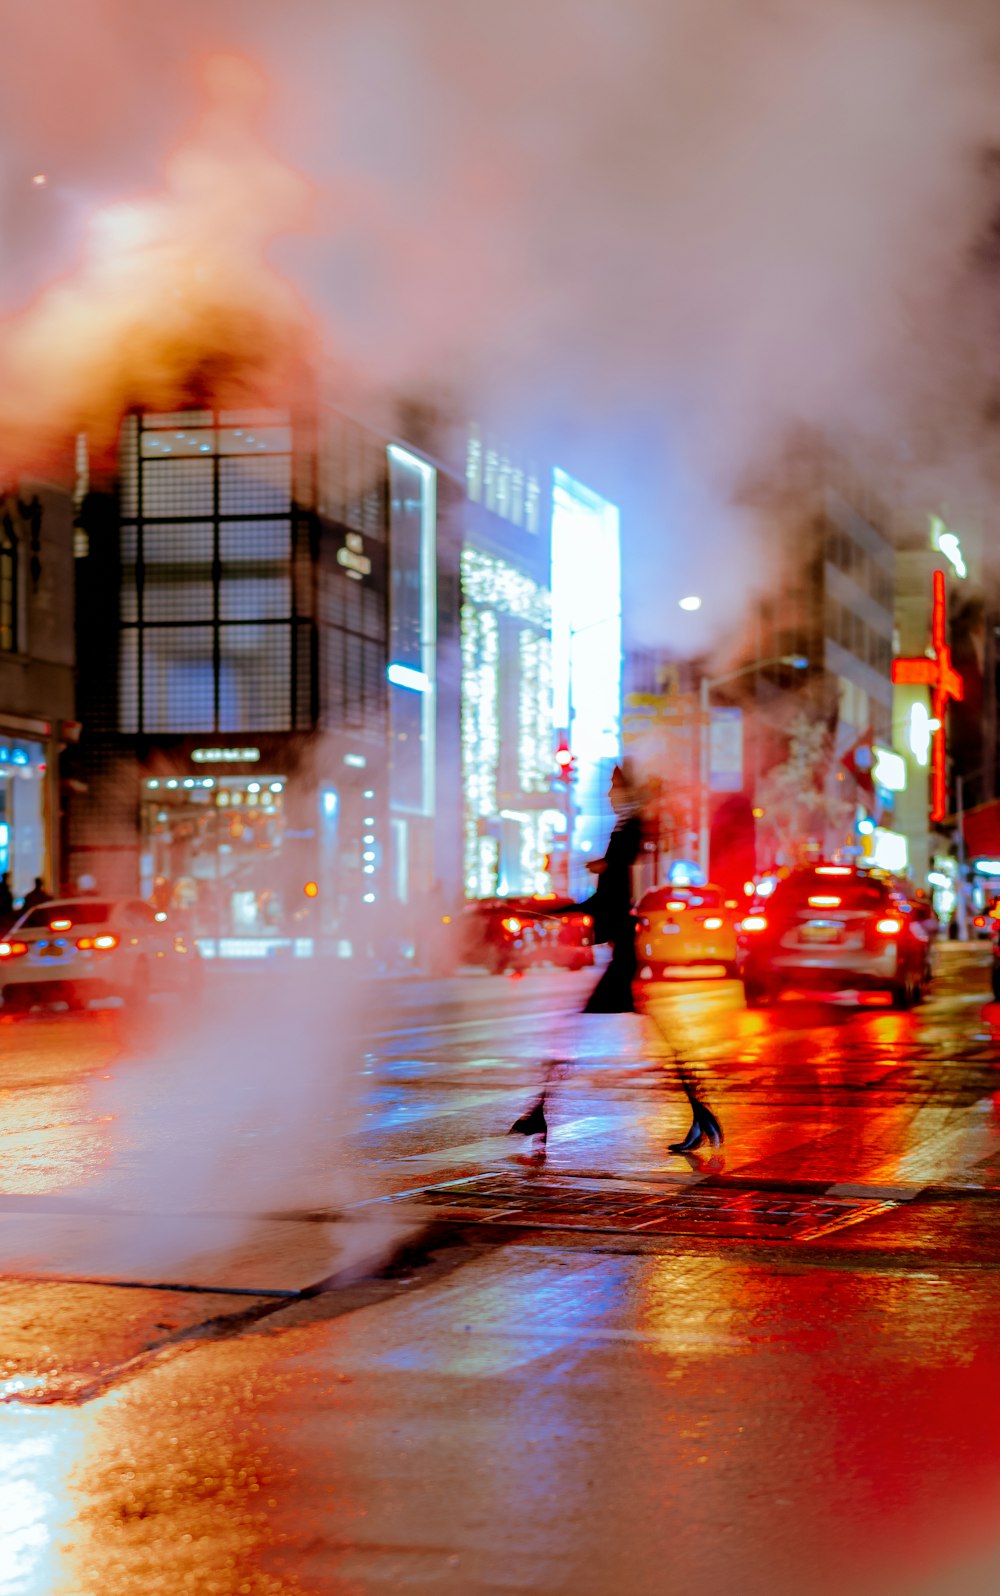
398, 1173, 896, 1242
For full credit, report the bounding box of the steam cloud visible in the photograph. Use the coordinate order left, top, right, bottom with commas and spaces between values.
5, 0, 1000, 639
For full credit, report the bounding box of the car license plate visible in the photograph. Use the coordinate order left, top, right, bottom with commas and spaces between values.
659, 923, 681, 935
801, 922, 841, 944
38, 943, 64, 958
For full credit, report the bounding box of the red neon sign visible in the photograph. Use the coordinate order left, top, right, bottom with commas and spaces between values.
891, 568, 963, 822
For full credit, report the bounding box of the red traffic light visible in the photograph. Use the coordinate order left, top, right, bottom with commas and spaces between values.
554, 743, 577, 784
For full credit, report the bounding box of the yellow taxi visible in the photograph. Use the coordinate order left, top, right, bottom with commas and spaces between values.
635, 882, 740, 980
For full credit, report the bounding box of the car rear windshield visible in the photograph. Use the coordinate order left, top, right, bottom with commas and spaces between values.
769, 876, 888, 914
20, 902, 113, 929
639, 887, 722, 910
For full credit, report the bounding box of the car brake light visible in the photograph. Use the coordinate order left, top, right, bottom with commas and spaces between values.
816, 866, 851, 876
975, 916, 986, 928
0, 941, 27, 958
875, 918, 901, 936
666, 900, 686, 912
501, 917, 521, 934
808, 895, 841, 908
78, 933, 119, 951
742, 915, 768, 933
50, 918, 72, 931
581, 915, 592, 927
703, 917, 724, 930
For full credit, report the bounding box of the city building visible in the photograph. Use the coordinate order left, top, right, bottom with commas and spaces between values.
460, 425, 622, 899
0, 474, 75, 899
67, 404, 459, 955
717, 446, 898, 873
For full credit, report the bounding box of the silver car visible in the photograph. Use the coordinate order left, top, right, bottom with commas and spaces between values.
738, 866, 932, 1009
0, 897, 201, 1012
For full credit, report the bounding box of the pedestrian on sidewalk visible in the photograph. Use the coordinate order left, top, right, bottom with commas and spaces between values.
509, 761, 723, 1156
21, 876, 50, 912
0, 872, 13, 931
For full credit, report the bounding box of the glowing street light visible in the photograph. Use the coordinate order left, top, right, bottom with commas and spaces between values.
678, 595, 702, 612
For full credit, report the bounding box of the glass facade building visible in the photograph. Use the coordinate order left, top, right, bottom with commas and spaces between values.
70, 406, 446, 956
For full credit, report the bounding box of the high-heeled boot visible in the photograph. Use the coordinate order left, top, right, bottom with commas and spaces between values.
509, 1092, 548, 1148
669, 1101, 724, 1155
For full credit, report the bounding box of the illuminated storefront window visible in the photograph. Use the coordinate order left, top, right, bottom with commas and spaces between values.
461, 548, 552, 897
550, 469, 622, 885
465, 426, 541, 533
0, 739, 46, 897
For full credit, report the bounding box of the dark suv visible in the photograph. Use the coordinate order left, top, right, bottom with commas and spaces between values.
738, 865, 933, 1009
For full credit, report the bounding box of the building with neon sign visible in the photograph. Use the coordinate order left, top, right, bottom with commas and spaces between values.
459, 426, 622, 899
461, 425, 554, 896
68, 405, 458, 956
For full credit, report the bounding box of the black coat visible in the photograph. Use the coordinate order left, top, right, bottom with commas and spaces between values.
574, 811, 642, 1014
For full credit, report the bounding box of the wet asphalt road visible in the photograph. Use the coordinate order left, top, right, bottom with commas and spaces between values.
4, 944, 1000, 1594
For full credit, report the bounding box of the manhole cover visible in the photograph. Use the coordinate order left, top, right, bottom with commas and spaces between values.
394, 1174, 894, 1242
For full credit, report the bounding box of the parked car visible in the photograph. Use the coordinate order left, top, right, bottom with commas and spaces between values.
990, 910, 1000, 1002
635, 882, 740, 980
457, 895, 595, 974
457, 899, 537, 974
738, 865, 932, 1009
506, 895, 595, 971
0, 898, 201, 1012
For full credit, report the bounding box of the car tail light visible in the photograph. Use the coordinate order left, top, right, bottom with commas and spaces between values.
703, 917, 724, 931
78, 933, 118, 952
581, 915, 592, 927
742, 915, 768, 933
0, 941, 27, 958
808, 895, 841, 908
666, 900, 686, 912
816, 866, 851, 876
50, 918, 72, 931
875, 917, 901, 936
501, 917, 521, 934
975, 915, 986, 929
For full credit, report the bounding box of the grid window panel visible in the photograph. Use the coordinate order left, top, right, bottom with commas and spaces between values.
118, 629, 139, 733
120, 527, 138, 622
218, 518, 291, 564
219, 575, 291, 620
143, 410, 214, 428
119, 415, 139, 516
142, 458, 215, 518
141, 523, 214, 621
142, 522, 214, 564
217, 425, 293, 455
294, 620, 314, 729
218, 454, 291, 516
218, 409, 289, 428
142, 626, 216, 733
141, 429, 215, 458
145, 577, 214, 622
217, 624, 291, 732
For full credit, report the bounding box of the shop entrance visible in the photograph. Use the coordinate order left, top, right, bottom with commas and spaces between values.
140, 774, 315, 952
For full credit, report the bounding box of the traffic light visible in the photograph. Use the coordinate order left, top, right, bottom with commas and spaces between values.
554, 742, 577, 785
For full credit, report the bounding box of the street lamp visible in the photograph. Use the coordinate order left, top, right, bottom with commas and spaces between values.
698, 654, 808, 876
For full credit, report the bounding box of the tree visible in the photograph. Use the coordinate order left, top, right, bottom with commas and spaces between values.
757, 714, 853, 866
